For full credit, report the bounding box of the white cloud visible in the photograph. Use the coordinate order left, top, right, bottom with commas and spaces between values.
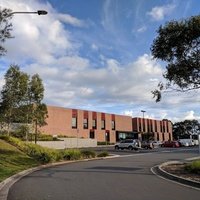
184, 111, 200, 121
91, 43, 99, 51
136, 26, 147, 33
147, 4, 176, 21
57, 13, 85, 27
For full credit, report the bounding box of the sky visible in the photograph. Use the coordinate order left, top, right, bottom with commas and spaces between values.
0, 0, 200, 122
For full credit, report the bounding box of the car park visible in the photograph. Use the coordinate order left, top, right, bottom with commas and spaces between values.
114, 139, 139, 150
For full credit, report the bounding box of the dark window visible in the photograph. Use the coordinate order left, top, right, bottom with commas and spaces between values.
83, 118, 88, 129
90, 131, 95, 139
157, 133, 159, 141
155, 121, 157, 132
101, 120, 105, 130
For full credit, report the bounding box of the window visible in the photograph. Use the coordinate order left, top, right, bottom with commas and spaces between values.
83, 111, 88, 129
92, 119, 96, 129
72, 109, 77, 129
90, 131, 95, 139
101, 120, 105, 130
83, 118, 88, 129
111, 120, 115, 130
92, 112, 97, 129
111, 114, 115, 130
154, 121, 157, 132
72, 117, 77, 129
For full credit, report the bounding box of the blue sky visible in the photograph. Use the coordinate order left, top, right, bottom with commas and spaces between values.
0, 0, 200, 122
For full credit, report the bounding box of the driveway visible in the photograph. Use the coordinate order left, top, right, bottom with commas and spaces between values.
8, 147, 200, 200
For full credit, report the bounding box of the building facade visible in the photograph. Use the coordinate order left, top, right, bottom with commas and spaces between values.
132, 117, 173, 142
40, 106, 173, 143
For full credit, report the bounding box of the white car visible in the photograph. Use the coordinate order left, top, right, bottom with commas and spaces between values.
152, 141, 163, 148
178, 139, 195, 147
114, 139, 139, 150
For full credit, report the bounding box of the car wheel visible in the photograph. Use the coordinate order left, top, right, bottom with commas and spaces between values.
128, 146, 133, 150
115, 146, 119, 150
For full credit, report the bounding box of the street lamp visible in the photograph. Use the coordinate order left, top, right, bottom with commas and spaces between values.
10, 10, 48, 16
141, 110, 146, 119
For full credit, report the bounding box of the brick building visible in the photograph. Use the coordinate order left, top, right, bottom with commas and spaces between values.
40, 106, 173, 143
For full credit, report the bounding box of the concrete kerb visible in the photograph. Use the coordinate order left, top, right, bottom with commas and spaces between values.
0, 154, 119, 200
151, 156, 200, 190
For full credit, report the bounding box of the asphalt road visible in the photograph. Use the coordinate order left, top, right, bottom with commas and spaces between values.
8, 147, 200, 200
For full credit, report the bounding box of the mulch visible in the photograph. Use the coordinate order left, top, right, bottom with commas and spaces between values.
162, 163, 200, 182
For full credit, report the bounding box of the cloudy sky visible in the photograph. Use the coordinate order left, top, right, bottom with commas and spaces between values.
0, 0, 200, 122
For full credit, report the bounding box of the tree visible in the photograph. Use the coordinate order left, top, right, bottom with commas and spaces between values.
28, 74, 48, 143
0, 66, 48, 138
151, 15, 200, 102
173, 120, 200, 140
0, 7, 13, 56
0, 65, 29, 134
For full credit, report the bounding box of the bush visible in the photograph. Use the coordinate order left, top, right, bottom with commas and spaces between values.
97, 151, 109, 157
97, 141, 114, 145
0, 136, 62, 164
185, 160, 200, 174
62, 149, 82, 160
81, 150, 96, 159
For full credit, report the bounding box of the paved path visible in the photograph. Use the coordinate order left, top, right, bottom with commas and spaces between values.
8, 148, 200, 200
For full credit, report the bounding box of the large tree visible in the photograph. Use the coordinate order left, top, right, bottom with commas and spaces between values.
173, 120, 200, 140
0, 65, 29, 133
151, 15, 200, 102
28, 74, 48, 143
0, 7, 13, 56
0, 66, 48, 139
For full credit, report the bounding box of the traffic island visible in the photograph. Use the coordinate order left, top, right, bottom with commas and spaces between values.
152, 160, 200, 189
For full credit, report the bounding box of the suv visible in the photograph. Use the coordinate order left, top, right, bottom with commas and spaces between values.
114, 139, 139, 150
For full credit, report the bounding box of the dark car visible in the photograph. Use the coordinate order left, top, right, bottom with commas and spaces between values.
161, 141, 180, 148
141, 141, 154, 149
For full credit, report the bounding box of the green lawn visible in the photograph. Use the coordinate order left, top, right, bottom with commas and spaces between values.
0, 139, 39, 182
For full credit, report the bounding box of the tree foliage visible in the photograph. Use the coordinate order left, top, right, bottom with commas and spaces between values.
0, 65, 48, 138
0, 65, 29, 132
0, 7, 13, 56
151, 15, 200, 102
173, 120, 200, 140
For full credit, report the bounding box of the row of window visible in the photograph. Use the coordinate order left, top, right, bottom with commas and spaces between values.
72, 117, 115, 130
138, 119, 170, 133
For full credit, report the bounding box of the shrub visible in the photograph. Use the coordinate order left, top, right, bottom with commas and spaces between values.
97, 151, 109, 157
185, 160, 200, 174
62, 149, 82, 160
81, 150, 96, 159
97, 141, 114, 145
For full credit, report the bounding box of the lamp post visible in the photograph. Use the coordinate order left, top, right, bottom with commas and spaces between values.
10, 10, 48, 16
141, 110, 146, 119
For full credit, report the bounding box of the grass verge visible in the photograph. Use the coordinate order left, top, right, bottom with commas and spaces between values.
0, 139, 39, 182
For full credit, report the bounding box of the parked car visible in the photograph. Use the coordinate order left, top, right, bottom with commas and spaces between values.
178, 139, 195, 147
152, 141, 163, 148
141, 141, 154, 149
114, 139, 139, 150
161, 141, 180, 148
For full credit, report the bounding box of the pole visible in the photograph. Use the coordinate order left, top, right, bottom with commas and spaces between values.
198, 133, 200, 155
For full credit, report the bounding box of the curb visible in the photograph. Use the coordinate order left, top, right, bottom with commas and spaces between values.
152, 159, 200, 190
0, 154, 119, 200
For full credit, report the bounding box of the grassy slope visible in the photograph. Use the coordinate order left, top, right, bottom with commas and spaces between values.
0, 139, 39, 182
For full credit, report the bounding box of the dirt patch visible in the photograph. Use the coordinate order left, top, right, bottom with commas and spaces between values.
162, 163, 200, 182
